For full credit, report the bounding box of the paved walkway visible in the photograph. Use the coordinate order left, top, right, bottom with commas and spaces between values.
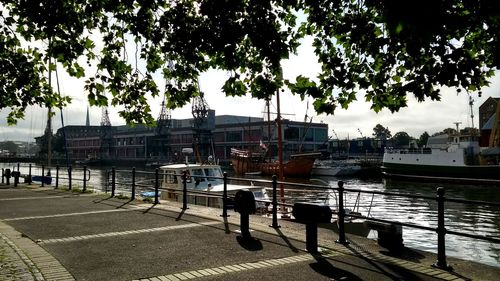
0, 184, 499, 281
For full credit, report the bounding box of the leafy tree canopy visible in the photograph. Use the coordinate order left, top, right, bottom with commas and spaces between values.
372, 124, 392, 139
392, 131, 412, 147
432, 128, 457, 136
1, 0, 499, 125
417, 131, 430, 147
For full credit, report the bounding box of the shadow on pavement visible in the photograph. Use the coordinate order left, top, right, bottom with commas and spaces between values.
236, 236, 263, 251
273, 227, 299, 253
310, 255, 363, 281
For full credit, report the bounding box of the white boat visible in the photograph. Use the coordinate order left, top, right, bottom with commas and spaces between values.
159, 163, 269, 210
382, 133, 500, 183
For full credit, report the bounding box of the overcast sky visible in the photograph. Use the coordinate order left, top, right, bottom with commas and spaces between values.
1, 36, 499, 143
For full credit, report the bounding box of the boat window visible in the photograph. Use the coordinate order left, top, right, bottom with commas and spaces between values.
165, 171, 178, 184
191, 169, 206, 182
204, 168, 222, 179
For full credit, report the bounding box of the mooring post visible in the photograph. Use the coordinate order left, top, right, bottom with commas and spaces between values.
270, 175, 280, 228
68, 165, 72, 190
55, 165, 59, 189
131, 167, 136, 200
221, 172, 229, 217
154, 168, 159, 204
182, 170, 188, 210
41, 165, 45, 187
336, 180, 349, 244
111, 167, 116, 197
82, 166, 87, 192
433, 187, 452, 270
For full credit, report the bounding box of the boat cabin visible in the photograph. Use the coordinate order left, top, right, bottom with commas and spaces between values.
159, 163, 269, 209
160, 163, 224, 191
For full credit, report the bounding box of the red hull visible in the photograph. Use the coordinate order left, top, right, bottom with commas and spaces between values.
260, 153, 320, 177
231, 148, 264, 175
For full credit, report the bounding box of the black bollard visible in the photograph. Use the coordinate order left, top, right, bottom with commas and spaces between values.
5, 169, 10, 185
234, 190, 256, 239
293, 202, 332, 253
13, 171, 20, 187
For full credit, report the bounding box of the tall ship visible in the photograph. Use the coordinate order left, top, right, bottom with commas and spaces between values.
230, 96, 321, 177
259, 152, 321, 177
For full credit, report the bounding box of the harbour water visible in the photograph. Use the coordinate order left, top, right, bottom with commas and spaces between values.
1, 162, 499, 268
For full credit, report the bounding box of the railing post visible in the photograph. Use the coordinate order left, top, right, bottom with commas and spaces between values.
55, 165, 59, 189
17, 163, 20, 171
82, 166, 87, 192
221, 172, 230, 217
111, 167, 116, 197
154, 168, 159, 204
270, 175, 281, 228
131, 167, 136, 200
182, 170, 188, 210
68, 165, 72, 190
1, 168, 4, 184
28, 164, 32, 185
433, 187, 452, 270
41, 165, 45, 187
336, 181, 349, 244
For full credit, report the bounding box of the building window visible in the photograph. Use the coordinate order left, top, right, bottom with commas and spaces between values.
226, 131, 242, 142
284, 127, 300, 140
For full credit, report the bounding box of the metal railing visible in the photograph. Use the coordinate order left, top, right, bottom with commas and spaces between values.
1, 163, 90, 190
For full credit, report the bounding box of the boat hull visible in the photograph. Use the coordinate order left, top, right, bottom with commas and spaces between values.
230, 149, 264, 175
381, 162, 500, 184
32, 175, 52, 185
231, 156, 261, 175
260, 157, 316, 177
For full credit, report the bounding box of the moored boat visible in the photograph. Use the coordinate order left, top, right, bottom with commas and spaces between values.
381, 133, 500, 184
230, 148, 265, 175
159, 163, 269, 209
31, 175, 52, 185
260, 152, 321, 177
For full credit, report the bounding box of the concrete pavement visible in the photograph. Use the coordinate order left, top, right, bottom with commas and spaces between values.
1, 184, 499, 281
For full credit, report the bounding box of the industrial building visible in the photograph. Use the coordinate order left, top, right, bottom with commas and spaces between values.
54, 109, 329, 166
